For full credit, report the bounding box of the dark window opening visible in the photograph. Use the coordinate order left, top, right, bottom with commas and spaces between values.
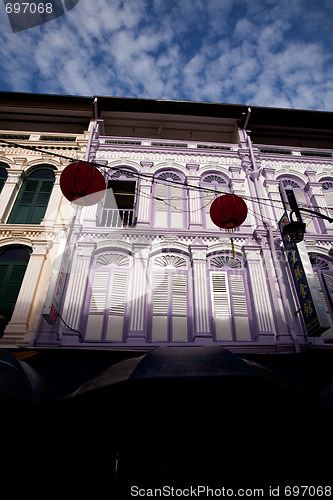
101, 180, 136, 227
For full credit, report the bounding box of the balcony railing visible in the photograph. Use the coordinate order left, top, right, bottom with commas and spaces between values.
99, 209, 135, 228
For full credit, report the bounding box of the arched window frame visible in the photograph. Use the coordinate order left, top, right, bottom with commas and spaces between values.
7, 165, 55, 224
200, 173, 230, 230
98, 167, 138, 227
279, 177, 317, 233
0, 245, 32, 337
153, 171, 187, 229
83, 251, 133, 342
148, 252, 192, 343
208, 253, 253, 342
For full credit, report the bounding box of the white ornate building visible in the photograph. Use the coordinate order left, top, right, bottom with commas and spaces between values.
25, 96, 333, 353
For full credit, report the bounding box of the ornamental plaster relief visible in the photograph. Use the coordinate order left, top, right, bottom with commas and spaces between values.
262, 160, 333, 176
96, 150, 241, 166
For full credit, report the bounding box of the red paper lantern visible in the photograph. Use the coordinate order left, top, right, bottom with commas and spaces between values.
210, 194, 248, 231
60, 161, 106, 206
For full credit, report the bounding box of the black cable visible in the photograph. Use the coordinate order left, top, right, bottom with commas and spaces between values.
58, 313, 83, 341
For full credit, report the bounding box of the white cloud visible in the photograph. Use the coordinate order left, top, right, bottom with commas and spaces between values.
0, 0, 332, 111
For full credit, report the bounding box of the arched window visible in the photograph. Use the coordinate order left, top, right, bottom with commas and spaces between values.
209, 254, 252, 341
200, 173, 229, 230
150, 253, 191, 342
279, 178, 316, 233
153, 171, 187, 229
0, 163, 8, 194
83, 252, 132, 342
7, 166, 55, 224
0, 245, 31, 337
99, 169, 137, 227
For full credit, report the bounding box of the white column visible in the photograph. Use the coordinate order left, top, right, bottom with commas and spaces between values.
0, 171, 23, 222
243, 245, 276, 344
190, 245, 212, 341
127, 244, 150, 342
136, 166, 154, 227
42, 171, 63, 224
60, 243, 94, 343
1, 244, 49, 346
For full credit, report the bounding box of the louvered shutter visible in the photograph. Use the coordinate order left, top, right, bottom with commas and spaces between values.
8, 178, 53, 224
86, 271, 109, 340
211, 272, 232, 340
152, 272, 169, 341
106, 271, 128, 341
171, 273, 188, 341
229, 274, 251, 340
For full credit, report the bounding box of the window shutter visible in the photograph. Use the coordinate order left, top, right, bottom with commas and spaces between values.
172, 273, 187, 316
211, 272, 232, 340
229, 273, 251, 340
153, 273, 169, 314
8, 177, 53, 224
89, 271, 108, 313
109, 272, 128, 316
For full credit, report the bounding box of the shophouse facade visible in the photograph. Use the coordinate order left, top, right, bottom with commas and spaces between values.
30, 97, 333, 353
0, 92, 92, 347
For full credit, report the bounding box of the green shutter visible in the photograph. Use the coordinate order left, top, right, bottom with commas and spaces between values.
7, 171, 54, 224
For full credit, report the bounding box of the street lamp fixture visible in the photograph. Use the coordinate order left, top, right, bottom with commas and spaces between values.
283, 208, 333, 243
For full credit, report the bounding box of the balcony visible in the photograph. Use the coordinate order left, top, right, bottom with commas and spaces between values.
99, 208, 135, 228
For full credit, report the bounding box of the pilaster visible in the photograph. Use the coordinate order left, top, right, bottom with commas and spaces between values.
189, 243, 212, 342
0, 170, 23, 222
1, 243, 49, 346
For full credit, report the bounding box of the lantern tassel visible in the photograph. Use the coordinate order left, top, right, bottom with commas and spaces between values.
230, 238, 235, 258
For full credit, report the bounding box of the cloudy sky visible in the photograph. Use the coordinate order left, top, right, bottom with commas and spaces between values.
0, 0, 332, 110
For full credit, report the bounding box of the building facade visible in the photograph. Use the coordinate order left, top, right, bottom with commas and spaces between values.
0, 93, 92, 347
28, 97, 333, 353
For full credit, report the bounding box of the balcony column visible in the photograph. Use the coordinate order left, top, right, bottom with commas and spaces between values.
1, 243, 50, 346
190, 244, 212, 342
186, 163, 202, 230
0, 170, 23, 222
136, 162, 154, 227
242, 244, 276, 345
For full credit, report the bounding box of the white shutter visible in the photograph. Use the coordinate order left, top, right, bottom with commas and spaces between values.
109, 272, 128, 316
172, 273, 187, 316
86, 271, 109, 340
106, 271, 128, 341
89, 271, 108, 313
229, 273, 251, 340
153, 273, 169, 314
211, 272, 232, 340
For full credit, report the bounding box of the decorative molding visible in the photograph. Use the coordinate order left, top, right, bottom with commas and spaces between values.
96, 253, 130, 267
154, 255, 187, 268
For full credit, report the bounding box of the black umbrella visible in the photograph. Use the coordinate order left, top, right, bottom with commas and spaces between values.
0, 348, 56, 407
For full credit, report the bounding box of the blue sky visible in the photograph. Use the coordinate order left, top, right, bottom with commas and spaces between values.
0, 0, 332, 110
